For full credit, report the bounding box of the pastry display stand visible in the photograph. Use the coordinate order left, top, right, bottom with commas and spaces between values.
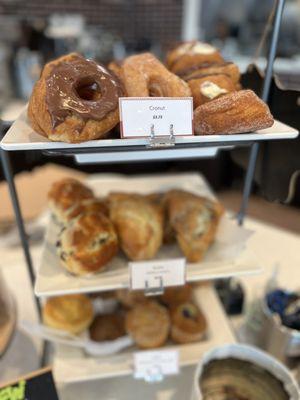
0, 0, 298, 375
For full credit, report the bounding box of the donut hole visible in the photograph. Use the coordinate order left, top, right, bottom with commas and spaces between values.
75, 78, 101, 101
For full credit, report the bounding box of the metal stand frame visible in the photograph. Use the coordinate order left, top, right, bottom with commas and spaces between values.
0, 0, 286, 367
237, 0, 286, 225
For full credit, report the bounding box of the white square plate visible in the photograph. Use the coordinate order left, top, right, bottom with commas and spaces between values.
53, 284, 236, 383
35, 173, 259, 297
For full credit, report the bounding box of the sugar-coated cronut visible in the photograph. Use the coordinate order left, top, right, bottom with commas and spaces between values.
28, 53, 123, 143
121, 53, 191, 98
194, 89, 274, 135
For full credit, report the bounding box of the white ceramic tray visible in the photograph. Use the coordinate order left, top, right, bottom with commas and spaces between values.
53, 284, 236, 383
35, 173, 259, 297
1, 109, 298, 151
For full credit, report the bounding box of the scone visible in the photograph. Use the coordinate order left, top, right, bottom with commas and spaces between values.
48, 178, 94, 224
116, 289, 149, 308
160, 284, 193, 307
43, 294, 93, 334
170, 302, 207, 344
89, 314, 125, 342
56, 212, 118, 276
188, 74, 236, 108
126, 301, 170, 349
194, 90, 274, 135
146, 192, 175, 244
109, 193, 164, 260
166, 41, 224, 73
165, 190, 224, 262
65, 198, 109, 222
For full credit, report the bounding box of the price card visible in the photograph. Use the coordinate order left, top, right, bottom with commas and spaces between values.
134, 349, 179, 381
119, 97, 193, 138
130, 258, 186, 291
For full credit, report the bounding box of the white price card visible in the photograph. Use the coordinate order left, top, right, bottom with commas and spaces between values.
129, 258, 186, 291
134, 349, 179, 381
119, 97, 193, 138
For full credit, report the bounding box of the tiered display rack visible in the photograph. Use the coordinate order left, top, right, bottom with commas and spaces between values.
0, 0, 298, 380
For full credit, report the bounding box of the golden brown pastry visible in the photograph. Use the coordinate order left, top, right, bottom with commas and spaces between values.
107, 60, 124, 82
43, 294, 93, 334
89, 314, 125, 342
160, 284, 193, 307
28, 53, 123, 143
121, 53, 191, 97
170, 302, 207, 344
126, 301, 170, 349
166, 41, 224, 73
194, 90, 274, 135
146, 192, 175, 244
109, 193, 164, 260
165, 190, 224, 262
116, 289, 149, 308
188, 74, 236, 108
65, 198, 109, 222
56, 212, 118, 276
48, 178, 94, 224
178, 61, 241, 86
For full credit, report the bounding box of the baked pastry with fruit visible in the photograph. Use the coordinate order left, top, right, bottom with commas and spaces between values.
65, 198, 109, 222
170, 302, 207, 344
160, 284, 193, 307
166, 41, 224, 73
116, 289, 148, 308
125, 301, 170, 349
194, 90, 274, 135
43, 294, 93, 334
109, 193, 164, 260
48, 178, 94, 224
165, 190, 224, 262
56, 212, 118, 276
121, 53, 191, 98
89, 313, 125, 342
28, 53, 123, 143
188, 74, 236, 108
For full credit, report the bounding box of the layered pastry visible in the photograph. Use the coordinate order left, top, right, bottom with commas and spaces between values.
109, 193, 164, 260
56, 212, 118, 276
43, 294, 93, 334
166, 41, 224, 73
165, 190, 224, 262
188, 74, 236, 108
160, 284, 193, 307
121, 53, 191, 97
194, 90, 274, 135
170, 302, 207, 344
48, 178, 94, 224
125, 301, 170, 349
28, 53, 123, 143
200, 358, 289, 400
89, 313, 125, 342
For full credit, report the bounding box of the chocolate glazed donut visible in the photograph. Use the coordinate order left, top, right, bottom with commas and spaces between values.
28, 53, 123, 143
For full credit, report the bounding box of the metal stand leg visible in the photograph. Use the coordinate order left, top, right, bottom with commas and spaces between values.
237, 0, 286, 225
0, 149, 47, 366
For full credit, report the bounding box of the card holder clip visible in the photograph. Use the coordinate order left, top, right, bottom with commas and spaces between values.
144, 276, 164, 296
147, 124, 175, 149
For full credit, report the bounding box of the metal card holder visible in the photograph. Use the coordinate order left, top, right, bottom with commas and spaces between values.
144, 276, 164, 296
147, 124, 176, 148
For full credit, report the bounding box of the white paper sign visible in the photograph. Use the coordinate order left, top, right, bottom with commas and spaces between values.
134, 349, 179, 381
119, 97, 193, 138
130, 258, 186, 291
